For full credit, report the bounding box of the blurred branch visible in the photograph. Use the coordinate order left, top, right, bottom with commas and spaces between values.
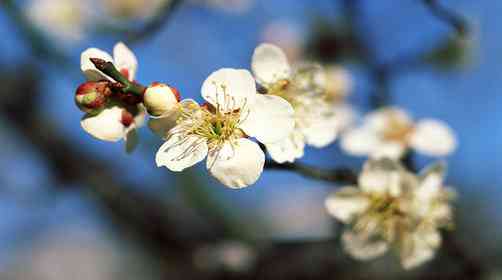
442, 232, 484, 279
265, 160, 357, 185
124, 0, 184, 44
422, 0, 469, 36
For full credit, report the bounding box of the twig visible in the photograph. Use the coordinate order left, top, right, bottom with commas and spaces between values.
422, 0, 469, 36
265, 160, 357, 185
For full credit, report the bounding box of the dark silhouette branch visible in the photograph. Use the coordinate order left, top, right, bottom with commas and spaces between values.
265, 160, 358, 185
422, 0, 469, 36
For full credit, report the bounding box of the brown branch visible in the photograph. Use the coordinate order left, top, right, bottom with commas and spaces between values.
265, 160, 357, 185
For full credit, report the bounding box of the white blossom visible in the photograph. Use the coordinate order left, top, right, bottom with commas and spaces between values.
102, 0, 170, 20
325, 158, 455, 269
155, 68, 294, 188
341, 107, 457, 159
79, 42, 145, 150
252, 43, 342, 163
26, 0, 92, 42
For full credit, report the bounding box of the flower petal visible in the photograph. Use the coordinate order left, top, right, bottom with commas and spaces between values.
125, 129, 139, 154
240, 94, 294, 144
400, 230, 441, 270
301, 112, 338, 148
113, 42, 138, 80
333, 104, 356, 132
340, 127, 380, 156
265, 131, 305, 163
325, 187, 369, 223
156, 134, 208, 172
201, 68, 256, 113
410, 119, 457, 156
149, 99, 200, 138
251, 43, 291, 85
417, 162, 445, 202
80, 48, 113, 81
342, 230, 389, 261
80, 106, 125, 141
359, 158, 404, 196
365, 107, 412, 132
207, 138, 265, 188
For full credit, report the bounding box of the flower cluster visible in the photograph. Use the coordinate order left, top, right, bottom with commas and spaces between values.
325, 159, 455, 269
252, 44, 352, 163
77, 42, 179, 152
74, 41, 459, 269
341, 107, 456, 159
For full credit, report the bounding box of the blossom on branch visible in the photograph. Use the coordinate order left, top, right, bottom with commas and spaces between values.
78, 42, 146, 152
155, 68, 294, 188
341, 107, 457, 159
26, 0, 92, 42
325, 158, 455, 269
252, 43, 345, 163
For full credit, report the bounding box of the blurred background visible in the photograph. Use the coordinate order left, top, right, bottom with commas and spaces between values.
0, 0, 500, 279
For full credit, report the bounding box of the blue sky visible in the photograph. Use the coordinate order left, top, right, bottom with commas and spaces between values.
0, 0, 500, 267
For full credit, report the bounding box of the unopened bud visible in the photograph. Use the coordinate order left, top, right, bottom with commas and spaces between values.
143, 82, 180, 117
75, 81, 110, 113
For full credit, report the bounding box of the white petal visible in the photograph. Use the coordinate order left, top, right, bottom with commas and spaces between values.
251, 43, 291, 85
133, 104, 146, 128
201, 68, 256, 113
325, 187, 369, 223
359, 159, 403, 196
80, 106, 126, 141
410, 119, 457, 156
340, 127, 380, 156
148, 99, 199, 138
400, 230, 441, 270
148, 110, 179, 138
417, 163, 445, 202
113, 42, 138, 80
240, 94, 294, 144
207, 138, 265, 189
80, 48, 113, 81
155, 134, 208, 172
342, 230, 389, 261
265, 131, 305, 163
333, 104, 356, 132
301, 112, 338, 148
125, 129, 139, 154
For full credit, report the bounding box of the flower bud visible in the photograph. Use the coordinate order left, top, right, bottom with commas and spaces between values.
143, 82, 180, 117
75, 81, 110, 113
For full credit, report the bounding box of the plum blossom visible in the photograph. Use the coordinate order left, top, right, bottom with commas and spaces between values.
325, 158, 455, 269
252, 43, 340, 163
318, 65, 356, 132
341, 107, 457, 159
155, 68, 294, 188
79, 42, 145, 151
102, 0, 170, 20
26, 0, 92, 42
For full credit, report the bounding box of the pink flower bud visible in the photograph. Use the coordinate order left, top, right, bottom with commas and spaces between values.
143, 82, 180, 117
75, 81, 110, 113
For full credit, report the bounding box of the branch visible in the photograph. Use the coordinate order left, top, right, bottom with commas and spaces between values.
422, 0, 469, 36
265, 160, 357, 185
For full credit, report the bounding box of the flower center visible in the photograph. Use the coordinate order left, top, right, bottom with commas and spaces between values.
382, 114, 415, 144
353, 194, 409, 242
176, 102, 245, 150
